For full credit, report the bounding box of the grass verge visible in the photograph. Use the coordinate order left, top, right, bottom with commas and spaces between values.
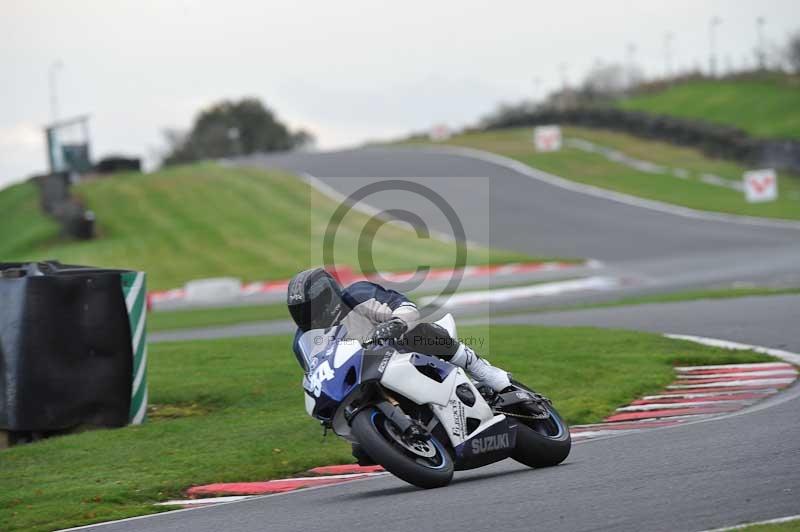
618, 76, 800, 140
0, 163, 538, 290
0, 181, 60, 258
742, 520, 800, 531
0, 326, 775, 531
725, 520, 800, 532
414, 127, 800, 220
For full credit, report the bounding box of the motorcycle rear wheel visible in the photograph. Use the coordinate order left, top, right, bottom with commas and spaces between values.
351, 407, 454, 489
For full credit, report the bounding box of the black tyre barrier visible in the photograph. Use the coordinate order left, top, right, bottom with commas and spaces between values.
94, 156, 142, 174
0, 262, 148, 445
482, 106, 800, 174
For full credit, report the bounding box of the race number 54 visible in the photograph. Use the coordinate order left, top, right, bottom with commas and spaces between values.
309, 360, 335, 397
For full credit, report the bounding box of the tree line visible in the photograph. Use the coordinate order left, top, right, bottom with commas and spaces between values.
162, 97, 314, 166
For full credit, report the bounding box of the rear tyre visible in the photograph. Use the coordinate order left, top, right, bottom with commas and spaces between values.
508, 381, 571, 468
350, 407, 454, 489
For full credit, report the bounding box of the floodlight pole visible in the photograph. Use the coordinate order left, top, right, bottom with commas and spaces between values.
626, 43, 637, 89
708, 17, 722, 77
664, 32, 673, 80
49, 60, 63, 122
756, 17, 765, 70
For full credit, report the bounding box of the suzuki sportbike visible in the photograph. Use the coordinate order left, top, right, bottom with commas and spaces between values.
298, 314, 571, 488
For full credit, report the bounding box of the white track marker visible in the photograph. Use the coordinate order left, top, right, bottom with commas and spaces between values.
156, 496, 252, 506
641, 390, 778, 401
300, 172, 481, 247
572, 429, 641, 439
615, 399, 755, 412
420, 276, 621, 308
269, 472, 387, 481
675, 362, 795, 371
605, 413, 718, 424
678, 369, 797, 379
668, 378, 796, 390
699, 513, 800, 531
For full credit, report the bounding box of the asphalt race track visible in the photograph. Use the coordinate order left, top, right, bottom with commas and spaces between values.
245, 147, 800, 312
243, 146, 800, 277
95, 147, 800, 531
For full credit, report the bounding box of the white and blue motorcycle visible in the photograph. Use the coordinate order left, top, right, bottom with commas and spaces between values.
298, 314, 571, 489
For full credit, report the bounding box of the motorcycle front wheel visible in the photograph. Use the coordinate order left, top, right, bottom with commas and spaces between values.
350, 407, 454, 489
507, 380, 572, 468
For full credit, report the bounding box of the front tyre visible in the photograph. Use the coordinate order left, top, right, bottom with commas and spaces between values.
350, 407, 454, 489
508, 381, 571, 468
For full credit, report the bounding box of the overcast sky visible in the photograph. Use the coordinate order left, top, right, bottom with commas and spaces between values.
1, 0, 798, 189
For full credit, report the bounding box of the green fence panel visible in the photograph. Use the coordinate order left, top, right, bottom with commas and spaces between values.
121, 271, 148, 424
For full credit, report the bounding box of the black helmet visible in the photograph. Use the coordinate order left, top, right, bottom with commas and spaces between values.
287, 268, 345, 331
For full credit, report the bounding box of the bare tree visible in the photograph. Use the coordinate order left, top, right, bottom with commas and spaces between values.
576, 62, 645, 104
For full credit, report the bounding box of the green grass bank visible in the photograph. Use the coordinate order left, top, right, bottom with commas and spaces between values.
618, 76, 800, 139
1, 163, 536, 290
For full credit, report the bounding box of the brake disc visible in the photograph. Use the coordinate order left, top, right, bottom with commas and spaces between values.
384, 420, 437, 458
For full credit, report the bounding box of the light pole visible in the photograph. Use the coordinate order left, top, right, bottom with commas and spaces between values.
48, 60, 64, 123
756, 16, 766, 70
664, 32, 673, 80
708, 16, 722, 77
626, 42, 637, 88
556, 63, 569, 109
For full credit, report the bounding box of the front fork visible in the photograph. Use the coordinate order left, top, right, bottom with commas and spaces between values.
345, 386, 428, 441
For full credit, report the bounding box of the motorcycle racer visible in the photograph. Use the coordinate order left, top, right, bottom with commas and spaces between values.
287, 267, 512, 392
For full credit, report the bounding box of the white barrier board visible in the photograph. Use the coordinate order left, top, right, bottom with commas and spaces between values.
533, 125, 562, 152
743, 169, 778, 203
429, 124, 451, 142
184, 277, 242, 303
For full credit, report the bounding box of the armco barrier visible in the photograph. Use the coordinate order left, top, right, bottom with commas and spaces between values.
0, 262, 148, 445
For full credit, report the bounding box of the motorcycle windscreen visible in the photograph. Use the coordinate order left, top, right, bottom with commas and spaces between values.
300, 326, 362, 420
297, 326, 347, 370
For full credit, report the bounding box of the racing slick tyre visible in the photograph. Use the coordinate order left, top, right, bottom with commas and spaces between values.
508, 380, 571, 468
351, 407, 454, 489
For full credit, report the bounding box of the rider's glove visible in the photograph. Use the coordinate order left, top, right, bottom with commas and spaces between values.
367, 318, 408, 346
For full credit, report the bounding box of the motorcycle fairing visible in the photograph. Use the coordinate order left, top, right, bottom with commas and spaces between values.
299, 326, 364, 421
381, 352, 503, 450
452, 416, 517, 470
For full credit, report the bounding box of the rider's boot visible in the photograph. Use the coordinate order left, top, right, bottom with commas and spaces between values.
449, 344, 511, 392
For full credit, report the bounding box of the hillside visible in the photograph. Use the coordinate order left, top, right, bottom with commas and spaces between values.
0, 163, 531, 290
618, 76, 800, 140
0, 181, 60, 258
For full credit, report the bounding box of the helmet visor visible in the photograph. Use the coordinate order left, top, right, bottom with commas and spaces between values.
288, 272, 343, 331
